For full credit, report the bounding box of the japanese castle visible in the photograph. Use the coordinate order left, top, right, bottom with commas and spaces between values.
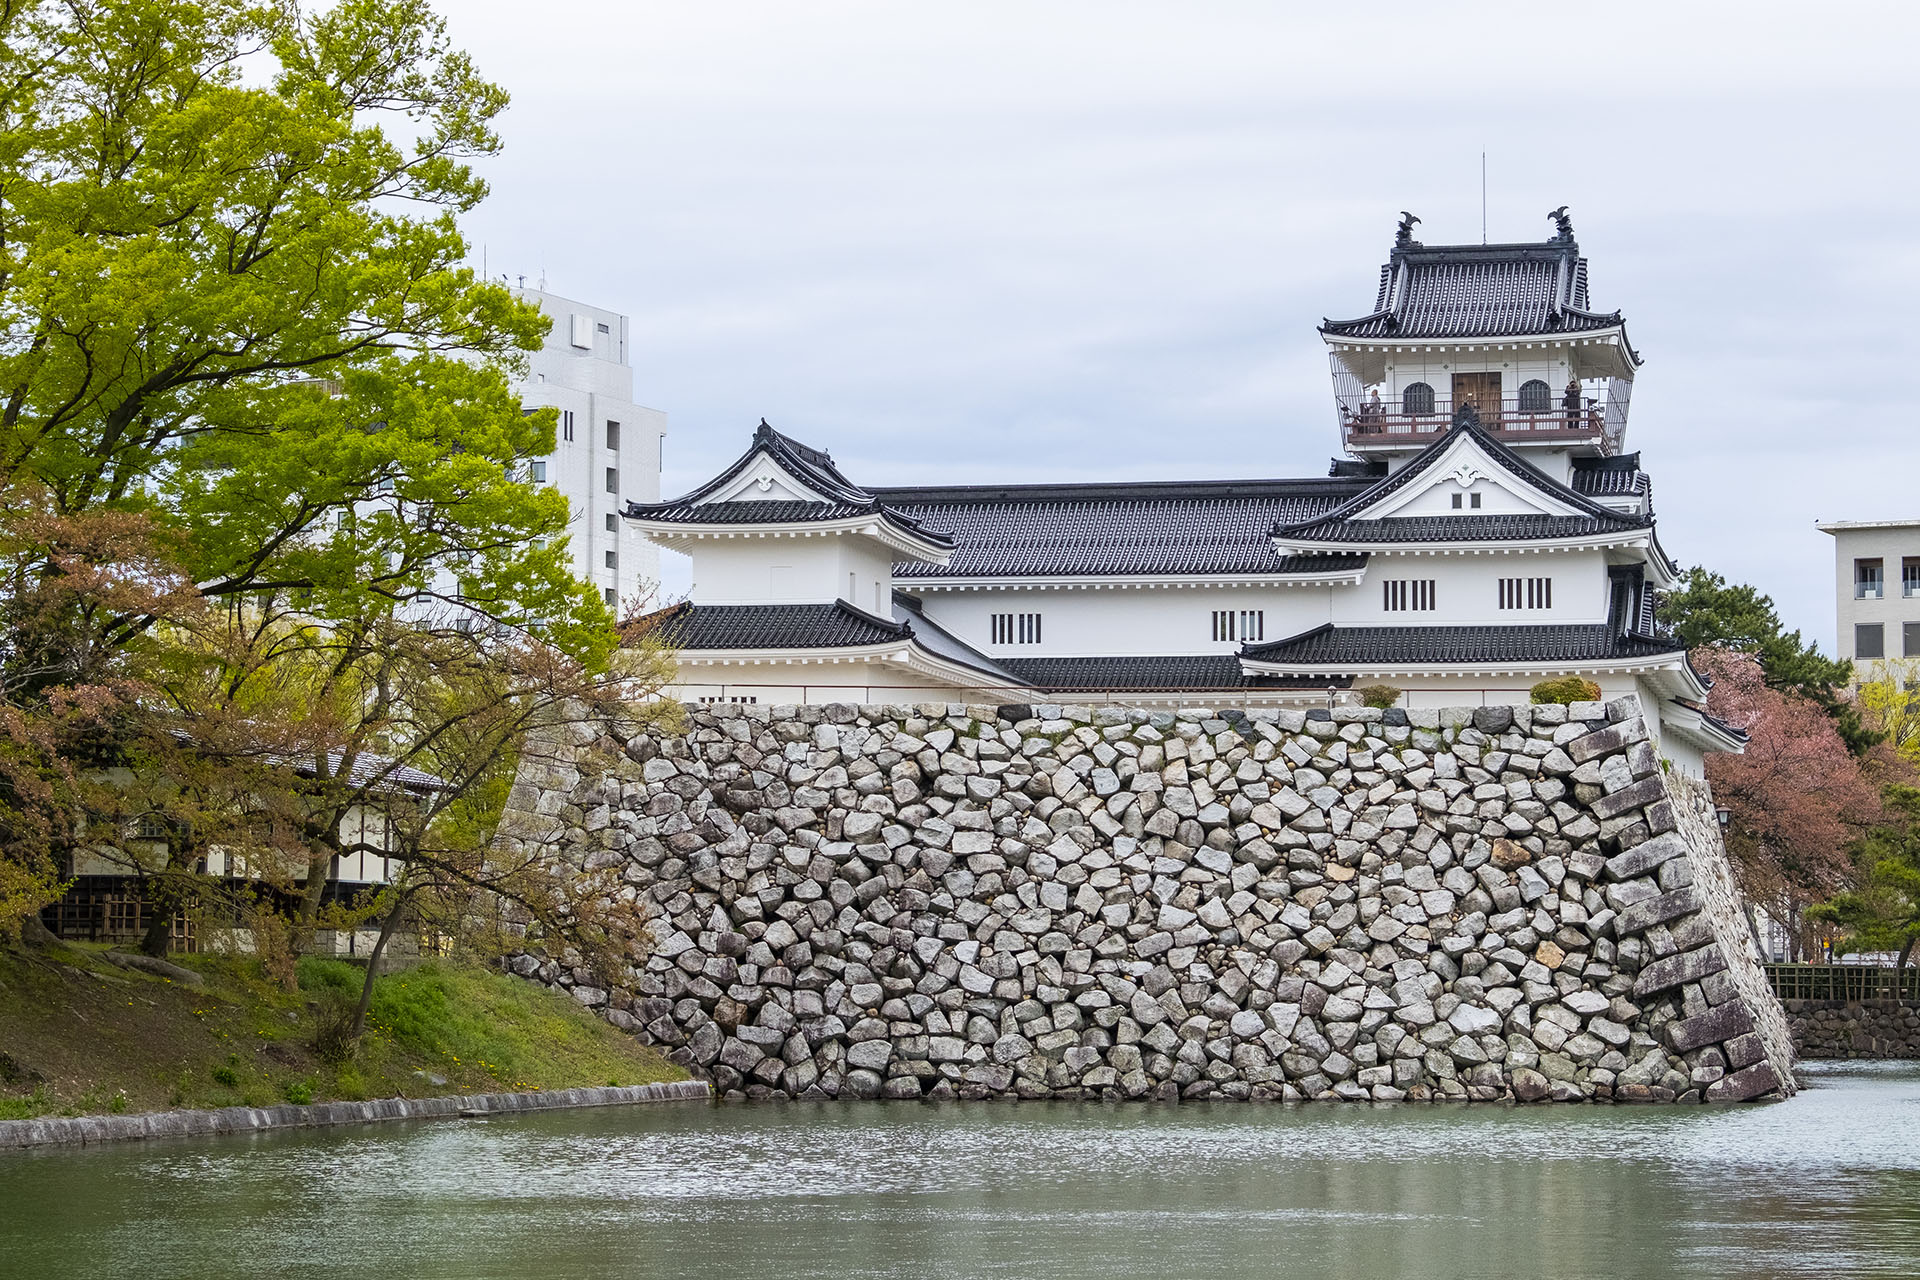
628, 209, 1742, 775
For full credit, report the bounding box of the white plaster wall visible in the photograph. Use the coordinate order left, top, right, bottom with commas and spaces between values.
691, 535, 897, 608
1333, 550, 1611, 626
912, 586, 1336, 657
1385, 351, 1570, 407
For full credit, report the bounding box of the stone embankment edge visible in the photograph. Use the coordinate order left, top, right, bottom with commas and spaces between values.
0, 1079, 712, 1150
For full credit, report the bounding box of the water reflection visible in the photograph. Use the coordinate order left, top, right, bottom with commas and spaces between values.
3, 1062, 1918, 1279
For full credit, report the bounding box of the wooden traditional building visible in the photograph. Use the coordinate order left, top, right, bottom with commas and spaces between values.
628, 210, 1743, 776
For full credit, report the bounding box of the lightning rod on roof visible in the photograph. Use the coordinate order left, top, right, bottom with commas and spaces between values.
1481, 151, 1487, 244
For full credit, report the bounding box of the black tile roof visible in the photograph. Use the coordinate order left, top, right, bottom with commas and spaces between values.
997, 655, 1352, 693
1273, 408, 1650, 547
641, 600, 912, 650
630, 500, 880, 525
1280, 514, 1639, 545
1321, 221, 1629, 343
637, 596, 1025, 685
1570, 453, 1649, 498
625, 422, 954, 548
871, 479, 1374, 577
1241, 623, 1686, 668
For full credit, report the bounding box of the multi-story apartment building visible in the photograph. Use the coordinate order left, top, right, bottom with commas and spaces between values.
512, 287, 668, 612
1816, 518, 1920, 670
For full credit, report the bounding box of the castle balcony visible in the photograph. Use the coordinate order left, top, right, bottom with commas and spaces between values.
1336, 384, 1629, 455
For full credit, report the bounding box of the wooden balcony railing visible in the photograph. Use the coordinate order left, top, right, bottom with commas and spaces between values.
1339, 394, 1612, 449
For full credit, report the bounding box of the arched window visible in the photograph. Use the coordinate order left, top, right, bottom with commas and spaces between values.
1403, 382, 1435, 415
1518, 379, 1551, 413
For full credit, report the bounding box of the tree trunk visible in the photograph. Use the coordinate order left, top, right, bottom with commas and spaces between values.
1898, 938, 1916, 971
291, 848, 332, 957
349, 891, 411, 1044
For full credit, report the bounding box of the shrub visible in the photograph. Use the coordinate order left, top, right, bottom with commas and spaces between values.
1356, 683, 1402, 709
284, 1080, 314, 1105
313, 991, 360, 1065
1530, 677, 1601, 705
211, 1065, 240, 1088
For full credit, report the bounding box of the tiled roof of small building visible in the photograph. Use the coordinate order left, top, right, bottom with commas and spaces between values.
1570, 453, 1650, 498
997, 655, 1351, 693
1321, 216, 1631, 345
629, 500, 881, 525
1241, 623, 1686, 668
640, 601, 912, 650
872, 479, 1373, 577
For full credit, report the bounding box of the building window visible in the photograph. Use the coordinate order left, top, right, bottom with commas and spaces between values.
606, 420, 621, 451
992, 613, 1042, 645
1210, 610, 1264, 641
605, 550, 618, 569
1856, 558, 1884, 599
529, 460, 546, 483
1904, 558, 1920, 597
1498, 577, 1552, 610
1403, 382, 1435, 415
1857, 623, 1885, 659
605, 467, 618, 494
1907, 622, 1920, 658
1450, 492, 1483, 509
1518, 379, 1551, 413
604, 587, 618, 606
605, 513, 618, 533
596, 322, 611, 334
562, 410, 575, 443
699, 695, 760, 705
1383, 579, 1436, 612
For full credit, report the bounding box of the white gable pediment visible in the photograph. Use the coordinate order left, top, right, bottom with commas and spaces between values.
1361, 435, 1581, 521
704, 451, 835, 505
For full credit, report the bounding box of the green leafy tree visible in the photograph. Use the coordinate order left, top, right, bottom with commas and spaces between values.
0, 0, 634, 943
1810, 784, 1920, 968
1657, 567, 1875, 754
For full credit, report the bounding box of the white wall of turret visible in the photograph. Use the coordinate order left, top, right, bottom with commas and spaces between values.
691, 534, 899, 612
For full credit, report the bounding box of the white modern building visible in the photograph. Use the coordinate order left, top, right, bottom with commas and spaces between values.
513, 287, 668, 612
1816, 518, 1920, 671
627, 210, 1743, 775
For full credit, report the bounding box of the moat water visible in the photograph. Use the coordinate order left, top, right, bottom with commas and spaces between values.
2, 1061, 1917, 1279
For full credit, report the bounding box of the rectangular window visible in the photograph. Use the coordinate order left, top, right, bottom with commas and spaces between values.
605, 467, 618, 494
1907, 622, 1920, 658
991, 613, 1043, 645
1383, 579, 1436, 612
605, 513, 618, 533
604, 587, 618, 606
1857, 623, 1886, 659
1856, 558, 1884, 599
1904, 558, 1920, 598
1240, 609, 1264, 641
1498, 577, 1552, 609
606, 420, 621, 451
562, 409, 575, 442
1451, 493, 1462, 509
596, 322, 610, 334
529, 460, 547, 483
605, 550, 618, 570
1213, 610, 1234, 642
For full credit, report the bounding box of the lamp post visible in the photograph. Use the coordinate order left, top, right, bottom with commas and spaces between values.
1715, 804, 1732, 830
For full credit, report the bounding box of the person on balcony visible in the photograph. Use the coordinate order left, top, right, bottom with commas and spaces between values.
1362, 388, 1383, 432
1562, 379, 1582, 429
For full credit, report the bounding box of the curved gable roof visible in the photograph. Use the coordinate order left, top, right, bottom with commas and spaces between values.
1272, 408, 1650, 546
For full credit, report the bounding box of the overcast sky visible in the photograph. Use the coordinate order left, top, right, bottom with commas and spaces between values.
445, 0, 1919, 649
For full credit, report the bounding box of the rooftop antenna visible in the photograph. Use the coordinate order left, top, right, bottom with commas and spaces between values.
1481, 151, 1487, 244
517, 273, 525, 288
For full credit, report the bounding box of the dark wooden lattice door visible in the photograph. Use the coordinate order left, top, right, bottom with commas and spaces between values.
1452, 372, 1501, 424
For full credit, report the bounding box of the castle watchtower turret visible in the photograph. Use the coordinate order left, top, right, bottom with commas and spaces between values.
1321, 208, 1641, 468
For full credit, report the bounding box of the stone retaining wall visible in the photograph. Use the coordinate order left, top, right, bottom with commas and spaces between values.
0, 1081, 711, 1149
499, 697, 1796, 1104
1785, 999, 1920, 1059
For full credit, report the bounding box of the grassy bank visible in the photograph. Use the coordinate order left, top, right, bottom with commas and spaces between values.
0, 943, 682, 1120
